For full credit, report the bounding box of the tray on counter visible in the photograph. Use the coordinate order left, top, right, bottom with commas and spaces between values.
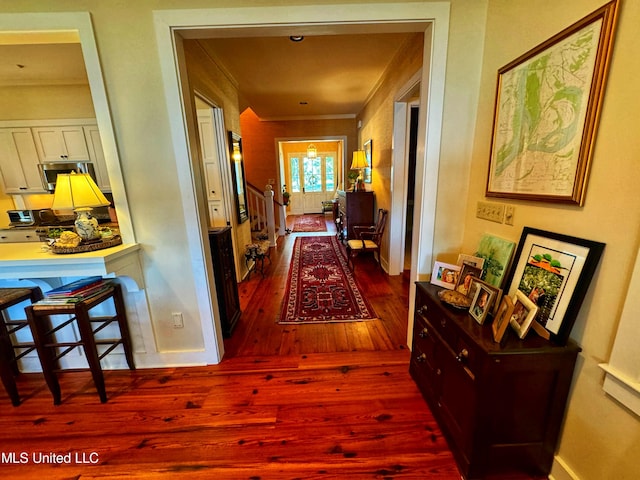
50, 236, 122, 254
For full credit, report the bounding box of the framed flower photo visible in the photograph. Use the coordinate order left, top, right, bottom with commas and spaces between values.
504, 227, 605, 345
431, 261, 460, 290
474, 233, 516, 289
509, 290, 539, 339
492, 295, 514, 343
469, 281, 497, 325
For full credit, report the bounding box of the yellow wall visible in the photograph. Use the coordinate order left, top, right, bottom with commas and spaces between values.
0, 85, 95, 120
464, 1, 640, 478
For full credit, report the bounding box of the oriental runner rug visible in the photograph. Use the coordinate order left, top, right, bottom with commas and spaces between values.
292, 214, 328, 232
278, 236, 378, 324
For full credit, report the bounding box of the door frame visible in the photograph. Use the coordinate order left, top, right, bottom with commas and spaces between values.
154, 2, 451, 362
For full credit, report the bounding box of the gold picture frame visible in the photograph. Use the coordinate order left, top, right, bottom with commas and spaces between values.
486, 0, 619, 205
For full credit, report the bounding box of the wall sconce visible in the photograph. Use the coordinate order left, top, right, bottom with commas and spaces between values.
51, 172, 110, 241
350, 150, 368, 191
307, 144, 317, 159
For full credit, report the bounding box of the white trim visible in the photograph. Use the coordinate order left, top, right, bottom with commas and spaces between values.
153, 2, 450, 363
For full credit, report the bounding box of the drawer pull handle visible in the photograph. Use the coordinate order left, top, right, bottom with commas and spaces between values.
419, 305, 428, 315
418, 327, 429, 338
440, 319, 447, 328
436, 368, 441, 376
416, 353, 427, 363
456, 349, 469, 363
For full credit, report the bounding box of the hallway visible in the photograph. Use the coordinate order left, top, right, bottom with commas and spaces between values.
224, 213, 410, 358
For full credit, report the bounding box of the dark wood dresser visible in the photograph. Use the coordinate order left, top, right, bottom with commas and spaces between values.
410, 282, 580, 479
208, 227, 241, 338
336, 190, 374, 240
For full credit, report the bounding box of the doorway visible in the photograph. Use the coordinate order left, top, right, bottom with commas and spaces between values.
278, 139, 344, 215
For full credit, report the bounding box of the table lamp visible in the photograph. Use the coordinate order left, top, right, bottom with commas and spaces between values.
351, 150, 368, 191
51, 172, 110, 242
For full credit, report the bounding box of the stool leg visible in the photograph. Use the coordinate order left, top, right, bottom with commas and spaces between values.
74, 302, 107, 403
112, 284, 135, 370
0, 343, 20, 406
25, 306, 62, 405
0, 313, 20, 377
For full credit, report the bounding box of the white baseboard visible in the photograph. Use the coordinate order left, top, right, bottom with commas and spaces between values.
550, 455, 580, 480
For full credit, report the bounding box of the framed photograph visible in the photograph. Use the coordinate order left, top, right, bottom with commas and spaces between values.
469, 281, 497, 325
492, 295, 514, 343
455, 264, 483, 297
504, 227, 605, 345
430, 261, 460, 290
474, 233, 516, 289
363, 139, 372, 184
509, 290, 539, 339
486, 1, 619, 206
470, 277, 503, 316
457, 253, 485, 270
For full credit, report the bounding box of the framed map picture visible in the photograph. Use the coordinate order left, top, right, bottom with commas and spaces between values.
486, 0, 619, 206
363, 139, 372, 184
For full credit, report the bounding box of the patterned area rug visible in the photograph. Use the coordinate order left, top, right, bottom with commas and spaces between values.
278, 236, 378, 324
292, 214, 327, 232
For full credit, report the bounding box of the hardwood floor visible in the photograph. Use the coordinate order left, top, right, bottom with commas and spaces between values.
0, 215, 544, 479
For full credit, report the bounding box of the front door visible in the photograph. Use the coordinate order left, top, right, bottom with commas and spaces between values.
287, 152, 336, 214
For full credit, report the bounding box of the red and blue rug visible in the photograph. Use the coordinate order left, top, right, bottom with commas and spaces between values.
278, 236, 378, 324
292, 214, 328, 232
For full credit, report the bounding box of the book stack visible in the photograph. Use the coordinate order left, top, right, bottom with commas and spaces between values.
38, 276, 110, 305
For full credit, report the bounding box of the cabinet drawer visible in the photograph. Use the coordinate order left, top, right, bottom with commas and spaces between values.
415, 293, 458, 350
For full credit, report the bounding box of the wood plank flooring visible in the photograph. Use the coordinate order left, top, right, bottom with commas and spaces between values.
0, 215, 544, 479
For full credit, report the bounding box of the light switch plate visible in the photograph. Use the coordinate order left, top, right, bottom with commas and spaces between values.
476, 201, 504, 223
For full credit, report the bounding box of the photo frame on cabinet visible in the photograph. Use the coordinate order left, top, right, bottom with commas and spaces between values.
492, 295, 514, 343
469, 281, 497, 325
455, 264, 483, 297
485, 0, 619, 206
228, 131, 249, 224
504, 227, 605, 345
431, 261, 460, 290
363, 139, 372, 184
470, 277, 503, 316
509, 290, 539, 339
457, 253, 485, 270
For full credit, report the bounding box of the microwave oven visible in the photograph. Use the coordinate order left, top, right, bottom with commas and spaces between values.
38, 161, 97, 192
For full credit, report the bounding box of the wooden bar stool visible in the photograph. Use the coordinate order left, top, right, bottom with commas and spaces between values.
0, 287, 44, 406
25, 282, 135, 405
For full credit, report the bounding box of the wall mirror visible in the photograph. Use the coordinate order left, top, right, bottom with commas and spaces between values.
228, 131, 248, 224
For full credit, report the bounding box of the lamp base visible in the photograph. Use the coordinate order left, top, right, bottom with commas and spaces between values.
74, 209, 101, 241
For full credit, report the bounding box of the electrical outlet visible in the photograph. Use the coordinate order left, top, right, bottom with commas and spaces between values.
172, 312, 184, 329
504, 205, 515, 225
476, 201, 504, 223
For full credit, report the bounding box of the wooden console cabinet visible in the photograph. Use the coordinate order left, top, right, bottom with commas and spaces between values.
208, 227, 241, 337
336, 190, 374, 240
410, 282, 580, 479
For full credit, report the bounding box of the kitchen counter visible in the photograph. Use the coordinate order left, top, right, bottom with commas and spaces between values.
0, 242, 144, 290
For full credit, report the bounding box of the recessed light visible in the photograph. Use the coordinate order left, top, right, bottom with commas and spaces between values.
289, 35, 304, 42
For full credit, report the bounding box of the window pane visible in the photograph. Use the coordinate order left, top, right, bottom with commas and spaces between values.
325, 156, 335, 192
290, 157, 300, 192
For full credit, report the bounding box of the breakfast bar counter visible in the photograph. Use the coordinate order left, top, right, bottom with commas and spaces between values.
0, 242, 144, 290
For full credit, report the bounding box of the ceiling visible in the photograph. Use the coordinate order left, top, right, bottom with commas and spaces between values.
0, 26, 425, 120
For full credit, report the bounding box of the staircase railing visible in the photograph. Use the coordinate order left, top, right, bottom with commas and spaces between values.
246, 182, 287, 247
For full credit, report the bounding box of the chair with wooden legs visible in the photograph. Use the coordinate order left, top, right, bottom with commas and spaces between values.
0, 287, 44, 406
25, 282, 135, 405
346, 209, 388, 270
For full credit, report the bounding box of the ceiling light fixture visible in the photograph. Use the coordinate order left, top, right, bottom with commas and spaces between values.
307, 144, 317, 159
289, 35, 304, 42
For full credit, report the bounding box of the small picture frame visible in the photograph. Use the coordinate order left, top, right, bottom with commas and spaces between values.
509, 290, 539, 339
454, 264, 483, 297
456, 253, 485, 270
492, 295, 514, 343
431, 261, 461, 290
470, 277, 503, 316
469, 281, 497, 325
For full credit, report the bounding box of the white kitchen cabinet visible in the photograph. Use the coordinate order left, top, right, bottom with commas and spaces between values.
208, 201, 227, 228
0, 128, 46, 194
32, 125, 90, 162
83, 125, 111, 192
0, 228, 40, 243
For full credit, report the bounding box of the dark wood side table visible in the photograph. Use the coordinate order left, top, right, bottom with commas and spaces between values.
208, 227, 241, 338
336, 190, 374, 241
